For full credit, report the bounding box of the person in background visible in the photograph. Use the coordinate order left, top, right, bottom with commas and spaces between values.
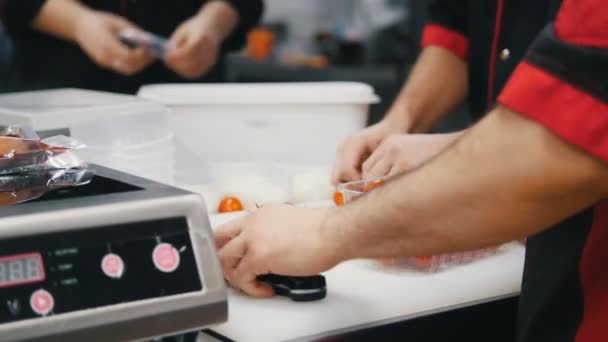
332, 1, 563, 183
215, 1, 608, 341
0, 23, 12, 76
0, 0, 264, 93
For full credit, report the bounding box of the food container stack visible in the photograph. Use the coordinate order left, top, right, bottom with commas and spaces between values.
70, 103, 176, 185
0, 89, 176, 185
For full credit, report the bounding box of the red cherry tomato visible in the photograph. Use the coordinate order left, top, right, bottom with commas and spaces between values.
412, 256, 434, 270
218, 196, 244, 213
333, 191, 345, 206
364, 179, 385, 192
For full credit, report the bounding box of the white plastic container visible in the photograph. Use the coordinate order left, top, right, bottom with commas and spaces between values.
138, 82, 379, 185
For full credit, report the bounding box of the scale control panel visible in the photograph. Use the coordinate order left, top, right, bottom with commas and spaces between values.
0, 217, 202, 325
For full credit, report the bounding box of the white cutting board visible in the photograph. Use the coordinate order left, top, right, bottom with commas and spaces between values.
207, 210, 525, 342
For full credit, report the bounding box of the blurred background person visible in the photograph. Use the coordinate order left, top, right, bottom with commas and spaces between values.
0, 23, 11, 78
0, 0, 264, 93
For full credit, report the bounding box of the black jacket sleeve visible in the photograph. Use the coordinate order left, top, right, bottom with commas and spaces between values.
427, 0, 468, 37
221, 0, 264, 51
421, 0, 469, 59
0, 0, 47, 34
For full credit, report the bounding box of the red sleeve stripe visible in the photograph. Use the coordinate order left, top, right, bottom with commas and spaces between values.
487, 0, 505, 110
499, 62, 608, 163
555, 0, 608, 48
421, 24, 469, 60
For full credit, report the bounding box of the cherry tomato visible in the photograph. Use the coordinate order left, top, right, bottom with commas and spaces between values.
364, 179, 385, 192
218, 196, 244, 213
333, 191, 345, 206
412, 256, 434, 270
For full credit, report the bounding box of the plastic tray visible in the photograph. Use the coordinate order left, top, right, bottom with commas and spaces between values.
337, 178, 503, 272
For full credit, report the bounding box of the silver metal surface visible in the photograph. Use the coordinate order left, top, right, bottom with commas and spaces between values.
0, 165, 228, 342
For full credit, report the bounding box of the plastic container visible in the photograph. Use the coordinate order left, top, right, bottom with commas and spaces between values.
77, 136, 176, 185
69, 104, 171, 148
338, 178, 502, 272
377, 247, 501, 273
68, 103, 174, 184
0, 88, 148, 135
0, 89, 176, 185
203, 161, 334, 212
337, 177, 384, 203
137, 82, 379, 186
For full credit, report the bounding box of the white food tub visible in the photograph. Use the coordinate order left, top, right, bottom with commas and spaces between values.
138, 82, 380, 186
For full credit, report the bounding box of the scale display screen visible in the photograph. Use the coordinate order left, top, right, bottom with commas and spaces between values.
0, 253, 45, 288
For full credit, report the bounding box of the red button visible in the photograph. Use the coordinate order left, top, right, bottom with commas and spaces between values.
101, 253, 125, 279
152, 243, 180, 273
30, 289, 54, 316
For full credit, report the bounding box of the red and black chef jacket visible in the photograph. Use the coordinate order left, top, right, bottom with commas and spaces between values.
423, 1, 608, 341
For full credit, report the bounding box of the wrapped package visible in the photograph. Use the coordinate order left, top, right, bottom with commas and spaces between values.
0, 126, 93, 205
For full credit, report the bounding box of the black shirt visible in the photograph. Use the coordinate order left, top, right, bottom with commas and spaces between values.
424, 0, 561, 119
0, 0, 263, 93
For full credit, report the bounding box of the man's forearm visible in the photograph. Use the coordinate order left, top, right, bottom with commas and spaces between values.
327, 106, 608, 260
33, 0, 91, 41
196, 0, 240, 43
385, 46, 469, 133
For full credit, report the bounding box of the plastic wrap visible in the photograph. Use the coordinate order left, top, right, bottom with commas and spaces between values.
337, 177, 504, 272
0, 126, 93, 205
119, 29, 168, 59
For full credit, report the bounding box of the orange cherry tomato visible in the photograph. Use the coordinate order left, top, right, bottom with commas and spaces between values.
218, 196, 244, 213
333, 191, 345, 206
364, 179, 385, 193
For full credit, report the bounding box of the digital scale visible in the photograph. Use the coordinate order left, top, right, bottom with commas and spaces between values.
0, 165, 227, 341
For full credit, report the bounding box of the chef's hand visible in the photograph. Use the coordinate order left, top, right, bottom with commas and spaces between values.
165, 13, 221, 79
214, 204, 340, 298
362, 132, 465, 179
74, 11, 154, 75
331, 121, 407, 186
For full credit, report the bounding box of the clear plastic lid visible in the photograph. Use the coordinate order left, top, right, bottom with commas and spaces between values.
0, 88, 165, 131
0, 88, 140, 113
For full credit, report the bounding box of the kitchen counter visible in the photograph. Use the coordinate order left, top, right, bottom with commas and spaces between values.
204, 210, 525, 342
